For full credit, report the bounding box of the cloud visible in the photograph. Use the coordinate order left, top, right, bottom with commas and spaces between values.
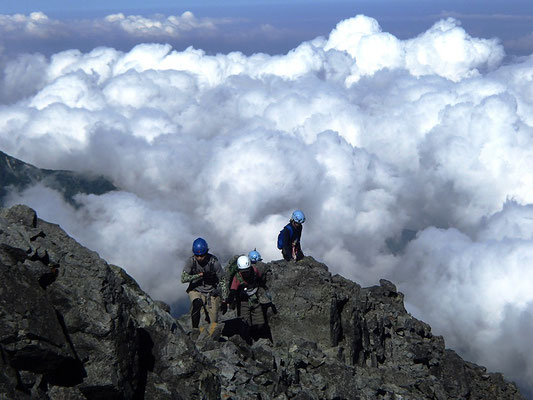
0, 11, 308, 65
2, 12, 533, 395
100, 11, 216, 37
0, 11, 235, 70
325, 16, 504, 83
393, 206, 533, 395
0, 11, 217, 40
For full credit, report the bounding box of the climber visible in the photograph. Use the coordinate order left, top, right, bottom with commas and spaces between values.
248, 249, 262, 264
277, 210, 305, 261
227, 255, 270, 344
181, 237, 228, 336
248, 248, 277, 316
224, 248, 265, 299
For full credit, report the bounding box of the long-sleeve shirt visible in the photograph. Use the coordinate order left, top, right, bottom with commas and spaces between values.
181, 254, 228, 299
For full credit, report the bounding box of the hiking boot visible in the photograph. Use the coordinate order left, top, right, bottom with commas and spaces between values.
208, 322, 218, 336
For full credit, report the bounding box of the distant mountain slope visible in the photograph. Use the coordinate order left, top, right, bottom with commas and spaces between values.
0, 150, 116, 205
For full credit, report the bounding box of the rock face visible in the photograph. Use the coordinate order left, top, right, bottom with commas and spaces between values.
0, 150, 116, 206
0, 205, 217, 399
0, 204, 526, 399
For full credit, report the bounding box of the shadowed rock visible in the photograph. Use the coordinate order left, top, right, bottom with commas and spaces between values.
0, 205, 526, 399
0, 150, 116, 206
0, 205, 218, 399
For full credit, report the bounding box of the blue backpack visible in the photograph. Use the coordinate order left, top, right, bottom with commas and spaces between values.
277, 223, 293, 250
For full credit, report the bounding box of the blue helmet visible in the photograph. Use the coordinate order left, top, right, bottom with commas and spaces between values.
192, 237, 208, 255
291, 210, 305, 224
248, 249, 262, 263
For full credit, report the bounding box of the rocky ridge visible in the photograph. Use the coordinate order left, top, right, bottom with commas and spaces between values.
0, 204, 525, 399
0, 150, 116, 206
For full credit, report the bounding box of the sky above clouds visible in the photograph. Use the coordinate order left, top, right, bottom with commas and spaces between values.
1, 1, 533, 56
2, 1, 533, 398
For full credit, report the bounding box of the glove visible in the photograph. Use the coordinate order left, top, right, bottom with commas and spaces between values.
203, 271, 217, 285
221, 301, 228, 315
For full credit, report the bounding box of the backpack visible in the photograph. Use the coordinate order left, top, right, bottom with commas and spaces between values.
277, 223, 293, 249
236, 267, 261, 303
227, 257, 239, 283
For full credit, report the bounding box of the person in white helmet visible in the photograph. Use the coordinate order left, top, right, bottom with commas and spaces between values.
223, 248, 265, 297
277, 210, 305, 261
228, 255, 268, 343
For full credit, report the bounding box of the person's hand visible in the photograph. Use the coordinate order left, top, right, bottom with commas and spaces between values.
199, 272, 204, 277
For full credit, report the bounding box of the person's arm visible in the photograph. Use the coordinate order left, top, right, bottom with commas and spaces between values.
213, 258, 229, 300
180, 258, 203, 283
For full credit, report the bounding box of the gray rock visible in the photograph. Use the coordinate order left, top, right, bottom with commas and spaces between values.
0, 204, 218, 400
0, 205, 526, 399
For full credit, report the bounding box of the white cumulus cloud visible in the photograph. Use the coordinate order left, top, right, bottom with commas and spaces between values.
2, 13, 533, 397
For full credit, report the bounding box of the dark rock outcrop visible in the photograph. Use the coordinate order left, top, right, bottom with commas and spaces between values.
0, 204, 526, 399
0, 150, 116, 206
182, 259, 525, 399
0, 205, 217, 399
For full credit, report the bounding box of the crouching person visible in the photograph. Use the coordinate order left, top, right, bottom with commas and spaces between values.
181, 237, 227, 337
228, 255, 271, 344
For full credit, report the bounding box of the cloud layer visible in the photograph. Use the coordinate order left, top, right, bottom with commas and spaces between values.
1, 12, 533, 396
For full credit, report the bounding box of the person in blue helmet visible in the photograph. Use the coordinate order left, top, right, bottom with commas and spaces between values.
248, 249, 262, 264
277, 210, 305, 261
181, 237, 228, 335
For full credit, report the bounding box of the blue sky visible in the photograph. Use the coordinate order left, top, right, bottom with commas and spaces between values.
2, 0, 533, 56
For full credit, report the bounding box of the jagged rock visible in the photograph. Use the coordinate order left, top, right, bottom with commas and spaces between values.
0, 205, 218, 400
0, 205, 526, 399
177, 257, 525, 400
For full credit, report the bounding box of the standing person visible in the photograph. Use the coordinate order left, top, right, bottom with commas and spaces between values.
228, 255, 268, 344
181, 237, 227, 336
277, 210, 305, 261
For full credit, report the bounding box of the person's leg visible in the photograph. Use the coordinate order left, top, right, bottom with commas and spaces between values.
250, 303, 265, 326
239, 301, 252, 344
188, 291, 204, 329
207, 295, 221, 335
281, 246, 292, 261
249, 303, 266, 341
207, 295, 221, 323
295, 242, 304, 261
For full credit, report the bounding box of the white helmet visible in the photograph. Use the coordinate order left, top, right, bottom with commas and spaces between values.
237, 255, 251, 270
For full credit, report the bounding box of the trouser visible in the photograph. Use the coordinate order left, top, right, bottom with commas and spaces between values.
238, 299, 270, 344
188, 291, 220, 329
238, 299, 266, 327
282, 242, 304, 261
